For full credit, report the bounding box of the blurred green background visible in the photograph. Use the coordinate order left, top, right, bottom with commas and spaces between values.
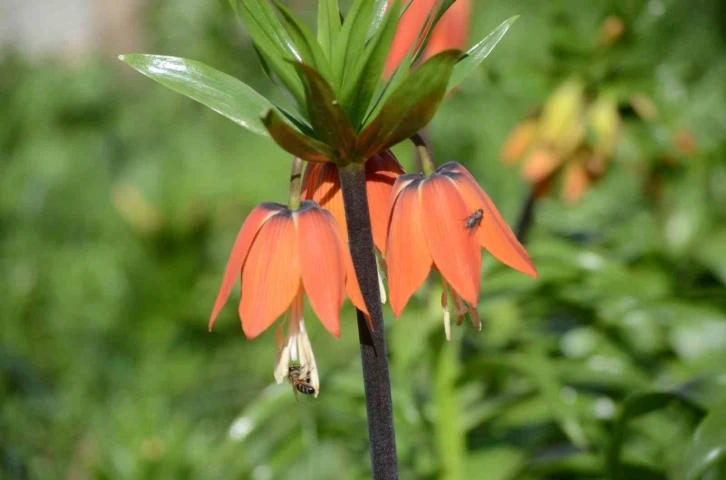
2, 0, 726, 478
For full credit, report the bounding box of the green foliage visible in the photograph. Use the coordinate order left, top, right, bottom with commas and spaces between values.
2, 0, 726, 479
121, 0, 512, 164
119, 54, 275, 138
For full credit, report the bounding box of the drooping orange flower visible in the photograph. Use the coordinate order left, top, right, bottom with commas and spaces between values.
208, 201, 367, 340
384, 0, 471, 77
386, 162, 537, 337
302, 150, 405, 252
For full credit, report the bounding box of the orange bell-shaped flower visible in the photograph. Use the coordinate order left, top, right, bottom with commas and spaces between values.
385, 161, 537, 337
209, 201, 367, 340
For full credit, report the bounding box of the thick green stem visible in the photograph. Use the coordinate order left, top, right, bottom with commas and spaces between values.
338, 163, 398, 480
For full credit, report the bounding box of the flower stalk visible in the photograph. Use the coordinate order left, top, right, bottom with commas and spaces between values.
338, 163, 398, 479
515, 186, 537, 242
288, 157, 304, 210
412, 132, 436, 176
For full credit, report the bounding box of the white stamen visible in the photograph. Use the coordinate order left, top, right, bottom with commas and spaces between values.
272, 299, 321, 397
298, 327, 320, 397
377, 269, 387, 305
443, 308, 452, 341
441, 282, 452, 341
375, 253, 388, 304
274, 336, 293, 384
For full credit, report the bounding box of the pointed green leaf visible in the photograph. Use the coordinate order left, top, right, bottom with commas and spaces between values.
447, 16, 519, 91
684, 401, 726, 480
411, 0, 456, 63
119, 54, 274, 137
317, 0, 340, 59
331, 0, 374, 91
292, 63, 356, 158
262, 110, 336, 162
357, 49, 460, 157
340, 2, 399, 128
232, 0, 305, 104
273, 0, 333, 82
366, 0, 390, 42
237, 0, 301, 61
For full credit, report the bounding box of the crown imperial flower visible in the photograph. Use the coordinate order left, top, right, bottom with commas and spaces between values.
209, 201, 367, 339
386, 160, 537, 338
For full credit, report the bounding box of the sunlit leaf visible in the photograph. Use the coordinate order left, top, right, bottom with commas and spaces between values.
233, 0, 306, 104
340, 1, 399, 128
273, 1, 334, 84
331, 0, 374, 90
366, 0, 390, 42
317, 0, 341, 60
447, 16, 519, 91
119, 54, 274, 137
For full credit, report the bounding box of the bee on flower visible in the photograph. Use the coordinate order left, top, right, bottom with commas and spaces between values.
208, 160, 368, 398
385, 138, 538, 340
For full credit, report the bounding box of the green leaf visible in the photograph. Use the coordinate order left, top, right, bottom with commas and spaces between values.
411, 0, 457, 63
520, 348, 589, 449
366, 0, 390, 42
447, 16, 519, 91
317, 0, 341, 59
237, 0, 300, 61
357, 49, 460, 157
119, 54, 274, 137
233, 0, 305, 105
273, 0, 334, 82
331, 0, 374, 91
262, 109, 336, 162
361, 41, 414, 126
684, 401, 726, 480
607, 390, 706, 479
340, 2, 399, 128
434, 339, 466, 480
292, 63, 356, 159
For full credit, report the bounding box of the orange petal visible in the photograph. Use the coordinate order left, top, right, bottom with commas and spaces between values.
208, 203, 283, 330
424, 0, 470, 57
302, 162, 347, 242
330, 213, 369, 318
386, 179, 433, 316
441, 162, 538, 278
419, 175, 481, 305
295, 203, 345, 338
366, 151, 405, 251
384, 0, 438, 77
386, 173, 423, 234
301, 162, 320, 199
239, 213, 300, 339
561, 160, 591, 205
522, 147, 563, 184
